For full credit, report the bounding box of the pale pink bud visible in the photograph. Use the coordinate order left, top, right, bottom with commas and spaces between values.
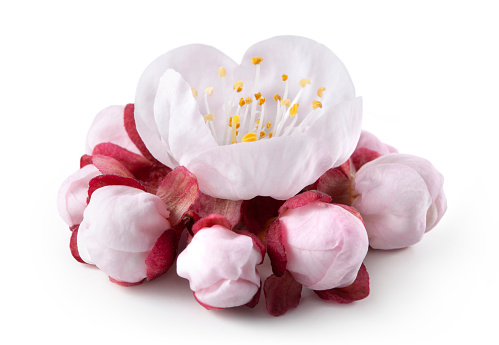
279, 199, 369, 290
57, 164, 101, 228
85, 105, 141, 155
356, 130, 398, 155
177, 225, 262, 309
353, 153, 447, 250
77, 185, 171, 283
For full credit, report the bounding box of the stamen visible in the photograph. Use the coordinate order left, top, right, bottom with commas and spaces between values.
312, 100, 322, 110
204, 87, 214, 96
280, 99, 291, 107
252, 56, 263, 65
245, 97, 252, 104
289, 104, 299, 117
282, 74, 288, 81
218, 67, 227, 78
239, 98, 245, 107
258, 97, 266, 106
233, 80, 244, 93
266, 122, 272, 129
274, 94, 281, 102
268, 131, 273, 138
299, 79, 311, 88
191, 88, 198, 98
204, 114, 215, 121
317, 87, 326, 98
260, 131, 265, 139
254, 92, 262, 100
231, 115, 240, 144
242, 132, 257, 142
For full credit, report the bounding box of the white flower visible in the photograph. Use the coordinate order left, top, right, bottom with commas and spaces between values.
135, 36, 362, 200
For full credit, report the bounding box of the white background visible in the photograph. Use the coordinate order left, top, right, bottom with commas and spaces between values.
1, 1, 498, 344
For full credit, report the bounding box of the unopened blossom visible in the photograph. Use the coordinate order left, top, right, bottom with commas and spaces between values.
134, 36, 362, 200
351, 130, 398, 171
57, 164, 101, 229
77, 185, 171, 283
268, 191, 368, 290
85, 105, 141, 155
177, 223, 262, 309
352, 153, 447, 250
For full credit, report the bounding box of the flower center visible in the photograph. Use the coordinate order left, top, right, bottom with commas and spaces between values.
192, 56, 326, 145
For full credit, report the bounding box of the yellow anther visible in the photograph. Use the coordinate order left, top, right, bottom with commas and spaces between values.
254, 92, 261, 100
191, 88, 198, 98
256, 119, 260, 124
236, 130, 239, 136
317, 87, 326, 97
274, 94, 281, 102
218, 66, 227, 78
245, 97, 253, 104
280, 99, 291, 107
242, 132, 257, 142
260, 131, 266, 139
282, 74, 288, 81
228, 117, 232, 126
252, 56, 263, 65
204, 87, 214, 96
236, 123, 240, 129
233, 80, 244, 91
312, 100, 323, 110
268, 131, 273, 138
232, 115, 240, 125
258, 97, 266, 106
266, 122, 272, 129
289, 103, 299, 117
204, 113, 215, 121
239, 98, 245, 107
299, 79, 311, 88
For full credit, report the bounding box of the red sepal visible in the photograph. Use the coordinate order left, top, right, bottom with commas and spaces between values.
124, 103, 159, 164
278, 190, 331, 217
92, 142, 153, 174
191, 193, 242, 229
351, 147, 381, 171
69, 226, 85, 264
314, 263, 370, 303
109, 277, 145, 287
145, 229, 178, 281
134, 164, 172, 195
266, 219, 287, 277
192, 214, 232, 235
244, 283, 262, 309
156, 166, 199, 226
193, 293, 223, 310
316, 168, 352, 205
264, 270, 302, 317
91, 155, 134, 178
241, 196, 285, 235
87, 174, 146, 204
80, 154, 93, 168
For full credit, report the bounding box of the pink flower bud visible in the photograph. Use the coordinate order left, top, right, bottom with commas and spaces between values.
278, 199, 368, 290
176, 224, 262, 309
57, 164, 101, 228
85, 105, 141, 155
351, 130, 398, 171
77, 185, 171, 283
352, 153, 447, 250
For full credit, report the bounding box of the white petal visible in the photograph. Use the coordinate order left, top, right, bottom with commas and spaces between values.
194, 279, 259, 309
135, 44, 238, 167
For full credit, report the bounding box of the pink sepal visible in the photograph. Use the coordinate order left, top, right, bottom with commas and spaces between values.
266, 219, 287, 277
109, 277, 145, 287
278, 190, 332, 217
191, 193, 242, 229
134, 164, 172, 195
145, 229, 178, 281
156, 166, 199, 226
241, 196, 285, 235
91, 155, 134, 178
264, 270, 302, 317
316, 167, 352, 205
193, 292, 223, 310
234, 229, 266, 264
314, 263, 370, 303
69, 226, 85, 264
351, 147, 381, 171
336, 204, 365, 225
192, 214, 232, 235
80, 154, 93, 168
92, 142, 153, 174
87, 175, 146, 204
244, 282, 262, 309
124, 104, 159, 164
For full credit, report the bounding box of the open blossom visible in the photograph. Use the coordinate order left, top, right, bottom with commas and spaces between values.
85, 105, 141, 155
352, 153, 447, 249
134, 36, 362, 200
77, 185, 171, 284
177, 218, 263, 309
57, 164, 101, 229
267, 191, 368, 290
